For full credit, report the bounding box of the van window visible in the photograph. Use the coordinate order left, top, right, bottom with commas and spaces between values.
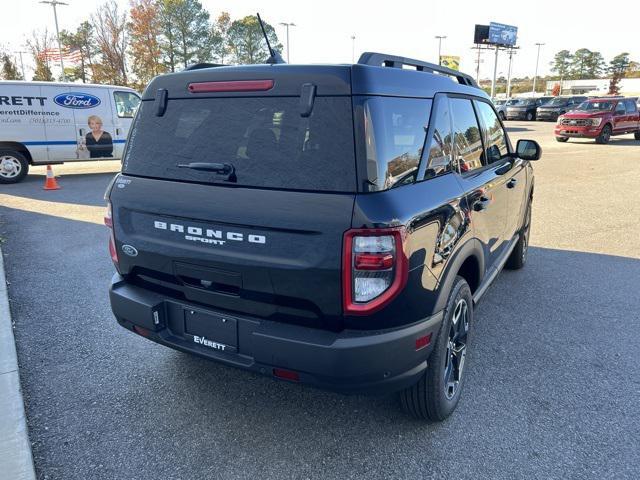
123, 96, 357, 192
357, 96, 432, 190
450, 98, 484, 173
114, 91, 141, 118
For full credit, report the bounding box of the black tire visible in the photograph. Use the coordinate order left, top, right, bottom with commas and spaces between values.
555, 136, 569, 143
525, 111, 534, 121
0, 150, 29, 184
506, 200, 531, 270
499, 111, 506, 121
595, 125, 611, 144
634, 131, 640, 141
400, 276, 473, 421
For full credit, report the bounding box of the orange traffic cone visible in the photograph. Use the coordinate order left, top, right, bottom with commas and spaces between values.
43, 165, 61, 190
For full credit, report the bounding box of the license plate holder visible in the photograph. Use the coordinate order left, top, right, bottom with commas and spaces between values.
184, 309, 238, 354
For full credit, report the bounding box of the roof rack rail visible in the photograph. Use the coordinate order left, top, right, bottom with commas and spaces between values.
183, 63, 226, 71
357, 52, 478, 88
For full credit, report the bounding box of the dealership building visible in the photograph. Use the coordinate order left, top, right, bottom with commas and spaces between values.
545, 78, 640, 96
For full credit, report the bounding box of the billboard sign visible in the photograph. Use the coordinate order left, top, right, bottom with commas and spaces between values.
440, 56, 460, 71
488, 22, 517, 46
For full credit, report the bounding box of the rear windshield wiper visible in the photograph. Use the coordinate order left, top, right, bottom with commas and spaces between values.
177, 162, 236, 182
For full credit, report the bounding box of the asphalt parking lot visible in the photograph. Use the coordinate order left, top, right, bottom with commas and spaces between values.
1, 121, 639, 480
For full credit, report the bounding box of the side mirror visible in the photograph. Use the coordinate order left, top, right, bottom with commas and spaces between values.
516, 139, 541, 161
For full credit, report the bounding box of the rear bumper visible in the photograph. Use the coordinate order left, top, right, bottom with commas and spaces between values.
109, 274, 443, 394
506, 110, 531, 120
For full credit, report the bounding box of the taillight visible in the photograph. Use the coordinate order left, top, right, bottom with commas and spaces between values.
105, 202, 119, 268
343, 227, 408, 315
188, 79, 274, 93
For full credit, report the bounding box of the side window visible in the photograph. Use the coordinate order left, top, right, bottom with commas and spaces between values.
474, 100, 509, 164
424, 96, 453, 179
615, 102, 626, 115
450, 98, 484, 173
114, 91, 141, 118
624, 100, 637, 113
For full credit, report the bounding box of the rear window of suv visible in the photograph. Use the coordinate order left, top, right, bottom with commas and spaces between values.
123, 96, 356, 192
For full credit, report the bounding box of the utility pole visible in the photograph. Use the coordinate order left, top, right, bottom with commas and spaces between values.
351, 35, 356, 63
279, 22, 296, 63
506, 48, 515, 98
532, 42, 545, 96
435, 36, 446, 65
15, 51, 27, 79
490, 45, 499, 98
40, 0, 68, 81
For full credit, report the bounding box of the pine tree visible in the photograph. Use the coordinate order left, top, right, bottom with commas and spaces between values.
160, 0, 211, 70
226, 15, 282, 65
1, 54, 22, 80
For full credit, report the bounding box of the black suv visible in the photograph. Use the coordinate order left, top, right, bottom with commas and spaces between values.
106, 53, 541, 421
505, 97, 551, 121
537, 95, 587, 121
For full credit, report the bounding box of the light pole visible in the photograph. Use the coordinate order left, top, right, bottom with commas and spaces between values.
532, 42, 545, 95
490, 45, 499, 98
435, 36, 446, 65
40, 0, 68, 81
351, 35, 356, 63
279, 22, 296, 63
15, 50, 27, 79
506, 48, 515, 98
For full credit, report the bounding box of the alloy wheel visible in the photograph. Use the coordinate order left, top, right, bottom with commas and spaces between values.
443, 298, 469, 400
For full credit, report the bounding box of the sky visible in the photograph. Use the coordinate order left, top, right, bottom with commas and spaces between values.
2, 0, 639, 81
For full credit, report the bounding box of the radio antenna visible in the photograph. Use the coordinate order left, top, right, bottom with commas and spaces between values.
257, 13, 285, 64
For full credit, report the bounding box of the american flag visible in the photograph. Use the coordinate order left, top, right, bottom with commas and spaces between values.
39, 48, 83, 64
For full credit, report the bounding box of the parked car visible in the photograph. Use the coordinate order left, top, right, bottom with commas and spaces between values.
106, 52, 542, 421
536, 96, 587, 121
492, 98, 508, 120
0, 81, 141, 184
555, 97, 640, 143
506, 97, 545, 121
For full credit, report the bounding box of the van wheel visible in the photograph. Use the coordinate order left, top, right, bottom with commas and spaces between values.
400, 276, 473, 421
595, 125, 611, 144
506, 201, 531, 270
555, 136, 569, 142
634, 131, 640, 140
0, 150, 29, 184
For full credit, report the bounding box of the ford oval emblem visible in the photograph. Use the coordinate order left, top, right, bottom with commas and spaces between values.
53, 92, 101, 109
121, 244, 138, 257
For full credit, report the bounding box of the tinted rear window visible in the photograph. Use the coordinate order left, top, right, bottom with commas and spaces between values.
123, 97, 356, 192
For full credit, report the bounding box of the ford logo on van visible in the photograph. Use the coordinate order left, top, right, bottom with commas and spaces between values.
53, 92, 101, 109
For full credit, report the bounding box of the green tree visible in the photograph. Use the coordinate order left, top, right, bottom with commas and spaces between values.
585, 51, 606, 78
160, 0, 211, 71
570, 48, 592, 79
226, 15, 282, 64
609, 52, 630, 76
59, 22, 95, 83
550, 50, 572, 79
1, 53, 22, 80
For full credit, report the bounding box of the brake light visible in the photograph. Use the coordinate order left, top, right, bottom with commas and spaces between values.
188, 79, 274, 93
105, 202, 119, 268
343, 227, 408, 315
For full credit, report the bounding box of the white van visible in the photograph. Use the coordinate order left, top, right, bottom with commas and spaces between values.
0, 81, 141, 183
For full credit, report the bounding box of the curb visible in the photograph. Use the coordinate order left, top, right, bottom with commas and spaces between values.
0, 246, 36, 480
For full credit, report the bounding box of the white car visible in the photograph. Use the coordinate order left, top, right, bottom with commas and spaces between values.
492, 98, 510, 120
0, 81, 141, 183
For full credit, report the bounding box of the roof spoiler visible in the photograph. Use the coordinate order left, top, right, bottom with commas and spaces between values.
183, 63, 227, 71
357, 52, 478, 88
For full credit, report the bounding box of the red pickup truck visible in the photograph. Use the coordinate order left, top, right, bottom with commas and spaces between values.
555, 97, 640, 144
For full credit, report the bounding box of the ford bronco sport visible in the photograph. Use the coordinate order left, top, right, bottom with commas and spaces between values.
106, 52, 542, 421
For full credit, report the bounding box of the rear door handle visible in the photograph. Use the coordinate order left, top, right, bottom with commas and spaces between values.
507, 178, 518, 189
473, 195, 491, 212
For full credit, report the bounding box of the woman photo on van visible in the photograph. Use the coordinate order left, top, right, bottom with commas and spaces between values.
85, 115, 114, 158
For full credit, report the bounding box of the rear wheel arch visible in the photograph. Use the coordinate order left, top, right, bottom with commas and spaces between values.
433, 239, 484, 313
